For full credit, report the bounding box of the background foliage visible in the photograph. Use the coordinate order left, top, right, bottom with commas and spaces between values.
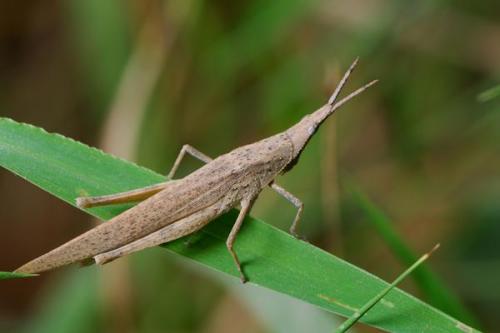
1, 0, 499, 332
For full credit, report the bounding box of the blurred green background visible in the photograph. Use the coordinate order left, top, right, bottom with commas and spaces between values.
1, 0, 499, 332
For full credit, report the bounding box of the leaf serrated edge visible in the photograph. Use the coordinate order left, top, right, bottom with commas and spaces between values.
0, 117, 163, 180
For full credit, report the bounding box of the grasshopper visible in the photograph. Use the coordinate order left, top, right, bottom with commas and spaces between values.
15, 59, 376, 282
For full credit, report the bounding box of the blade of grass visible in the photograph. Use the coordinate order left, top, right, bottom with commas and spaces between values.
349, 186, 478, 326
0, 118, 480, 333
0, 271, 37, 280
477, 85, 500, 102
64, 0, 131, 119
335, 244, 440, 333
203, 0, 318, 83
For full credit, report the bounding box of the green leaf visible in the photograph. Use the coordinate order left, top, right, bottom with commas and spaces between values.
63, 0, 131, 118
477, 84, 500, 102
0, 271, 37, 280
0, 118, 480, 333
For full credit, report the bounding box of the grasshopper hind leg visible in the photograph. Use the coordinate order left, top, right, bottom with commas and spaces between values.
93, 200, 221, 265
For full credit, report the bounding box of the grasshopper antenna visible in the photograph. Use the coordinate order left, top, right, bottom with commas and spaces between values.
328, 57, 359, 106
285, 58, 378, 160
328, 78, 378, 115
304, 58, 378, 129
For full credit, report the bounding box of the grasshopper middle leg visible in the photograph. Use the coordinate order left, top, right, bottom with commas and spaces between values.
226, 197, 255, 283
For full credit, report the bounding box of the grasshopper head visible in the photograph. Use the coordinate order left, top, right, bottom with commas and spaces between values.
284, 58, 377, 171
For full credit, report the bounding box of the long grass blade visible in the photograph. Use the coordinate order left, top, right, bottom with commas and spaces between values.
349, 186, 478, 325
335, 244, 440, 333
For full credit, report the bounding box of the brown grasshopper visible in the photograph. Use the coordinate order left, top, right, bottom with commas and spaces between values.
15, 59, 376, 282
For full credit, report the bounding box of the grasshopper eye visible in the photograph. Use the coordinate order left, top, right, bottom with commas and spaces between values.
308, 123, 318, 135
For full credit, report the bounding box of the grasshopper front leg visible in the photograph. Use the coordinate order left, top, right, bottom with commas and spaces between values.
270, 183, 304, 239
